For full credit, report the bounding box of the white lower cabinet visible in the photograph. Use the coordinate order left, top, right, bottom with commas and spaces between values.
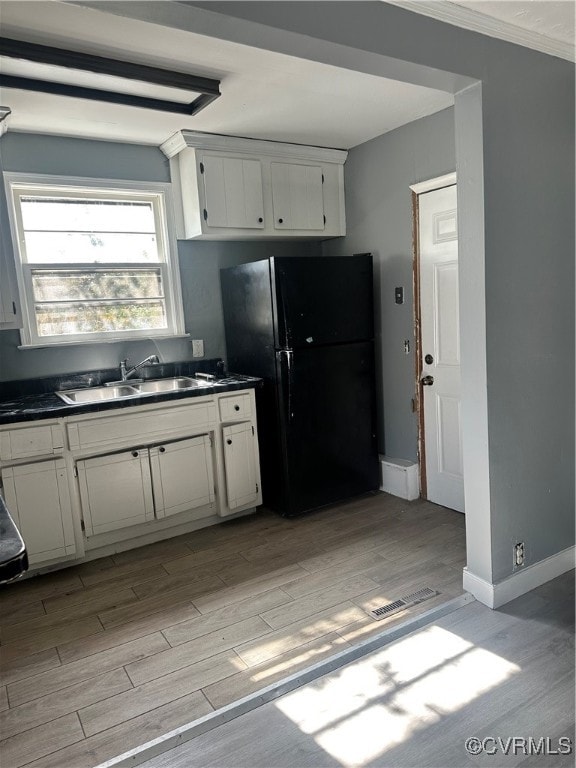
2, 459, 75, 565
77, 449, 155, 537
150, 435, 215, 520
78, 435, 216, 536
222, 422, 259, 511
0, 388, 261, 569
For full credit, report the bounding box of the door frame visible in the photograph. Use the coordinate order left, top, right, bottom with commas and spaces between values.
410, 172, 457, 500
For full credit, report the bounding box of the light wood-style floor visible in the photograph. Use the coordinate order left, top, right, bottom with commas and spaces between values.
141, 570, 576, 768
0, 492, 466, 768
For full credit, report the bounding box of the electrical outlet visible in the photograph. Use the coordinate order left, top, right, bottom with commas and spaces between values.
514, 542, 525, 568
192, 339, 204, 358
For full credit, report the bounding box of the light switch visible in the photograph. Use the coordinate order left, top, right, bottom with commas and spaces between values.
395, 287, 404, 304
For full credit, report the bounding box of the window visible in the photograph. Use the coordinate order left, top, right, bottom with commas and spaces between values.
6, 175, 185, 346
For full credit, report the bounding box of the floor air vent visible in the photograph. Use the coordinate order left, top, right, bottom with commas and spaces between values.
368, 587, 438, 620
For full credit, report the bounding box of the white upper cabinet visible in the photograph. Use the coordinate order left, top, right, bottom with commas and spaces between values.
271, 162, 324, 231
201, 155, 265, 230
162, 131, 346, 240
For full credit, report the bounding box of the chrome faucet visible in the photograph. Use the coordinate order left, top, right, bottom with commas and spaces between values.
120, 355, 159, 381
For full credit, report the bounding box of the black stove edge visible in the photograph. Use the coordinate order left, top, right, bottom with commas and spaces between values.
0, 494, 28, 585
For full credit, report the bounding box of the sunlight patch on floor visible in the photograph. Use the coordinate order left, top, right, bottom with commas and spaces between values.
275, 625, 520, 767
250, 635, 348, 684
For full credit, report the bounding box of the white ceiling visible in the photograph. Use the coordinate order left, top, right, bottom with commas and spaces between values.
0, 1, 572, 150
0, 1, 454, 149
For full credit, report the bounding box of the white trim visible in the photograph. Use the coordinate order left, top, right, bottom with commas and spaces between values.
16, 335, 190, 351
2, 173, 185, 347
379, 455, 419, 500
385, 1, 575, 62
463, 546, 576, 609
161, 130, 348, 164
454, 83, 492, 584
410, 172, 456, 194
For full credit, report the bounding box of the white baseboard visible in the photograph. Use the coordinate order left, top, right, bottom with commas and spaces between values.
463, 545, 575, 608
379, 455, 419, 500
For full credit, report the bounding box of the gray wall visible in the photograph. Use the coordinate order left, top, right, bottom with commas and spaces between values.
0, 132, 318, 381
324, 107, 455, 461
191, 2, 575, 584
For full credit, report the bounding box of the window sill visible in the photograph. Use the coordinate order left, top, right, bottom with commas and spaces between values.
18, 334, 191, 350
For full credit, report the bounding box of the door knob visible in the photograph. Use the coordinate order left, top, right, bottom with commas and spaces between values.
421, 375, 434, 386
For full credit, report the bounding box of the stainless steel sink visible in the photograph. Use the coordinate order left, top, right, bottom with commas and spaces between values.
55, 377, 213, 404
56, 385, 139, 404
134, 377, 211, 393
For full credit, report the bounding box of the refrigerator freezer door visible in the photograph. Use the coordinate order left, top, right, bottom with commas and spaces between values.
272, 254, 374, 349
220, 259, 276, 378
276, 341, 379, 516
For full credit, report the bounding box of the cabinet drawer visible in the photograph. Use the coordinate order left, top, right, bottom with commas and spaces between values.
218, 393, 252, 422
68, 400, 217, 452
0, 424, 64, 461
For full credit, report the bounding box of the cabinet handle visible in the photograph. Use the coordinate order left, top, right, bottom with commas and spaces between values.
226, 439, 232, 445
234, 405, 240, 411
159, 446, 166, 453
132, 451, 139, 458
278, 218, 284, 224
258, 217, 263, 223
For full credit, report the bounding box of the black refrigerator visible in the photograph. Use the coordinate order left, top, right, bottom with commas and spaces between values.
221, 254, 379, 517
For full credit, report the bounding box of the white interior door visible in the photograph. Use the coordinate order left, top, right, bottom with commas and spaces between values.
419, 184, 464, 513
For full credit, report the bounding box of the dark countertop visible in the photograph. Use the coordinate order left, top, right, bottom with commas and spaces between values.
0, 362, 262, 425
0, 493, 28, 583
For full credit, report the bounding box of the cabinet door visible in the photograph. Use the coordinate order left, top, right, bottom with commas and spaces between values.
2, 459, 75, 565
202, 155, 265, 229
150, 435, 215, 519
222, 422, 259, 511
271, 162, 325, 230
0, 226, 21, 329
77, 449, 154, 536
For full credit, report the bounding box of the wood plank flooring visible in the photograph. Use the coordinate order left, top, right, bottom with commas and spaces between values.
0, 492, 466, 768
140, 571, 575, 768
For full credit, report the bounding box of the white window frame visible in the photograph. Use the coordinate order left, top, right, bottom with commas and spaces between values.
4, 173, 186, 348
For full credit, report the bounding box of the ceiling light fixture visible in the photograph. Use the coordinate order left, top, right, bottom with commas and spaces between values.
0, 37, 221, 115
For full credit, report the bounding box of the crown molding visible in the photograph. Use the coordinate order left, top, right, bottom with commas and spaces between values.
385, 1, 575, 62
161, 130, 348, 163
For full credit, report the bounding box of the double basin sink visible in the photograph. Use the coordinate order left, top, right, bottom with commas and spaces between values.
56, 377, 213, 405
